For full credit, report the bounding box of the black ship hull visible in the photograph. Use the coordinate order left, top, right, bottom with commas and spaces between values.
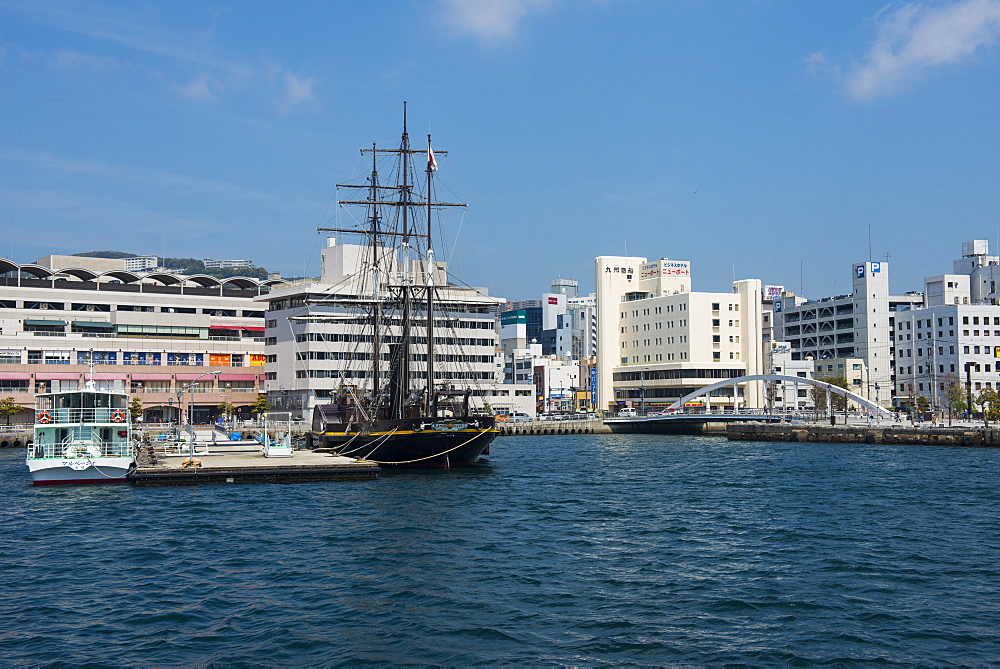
311, 417, 498, 469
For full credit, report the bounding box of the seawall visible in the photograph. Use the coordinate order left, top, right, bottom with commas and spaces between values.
0, 430, 32, 448
499, 419, 612, 436
728, 422, 1000, 447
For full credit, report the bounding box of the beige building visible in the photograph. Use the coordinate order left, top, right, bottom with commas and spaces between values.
595, 255, 764, 412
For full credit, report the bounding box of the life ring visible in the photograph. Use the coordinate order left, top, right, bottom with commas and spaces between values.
37, 411, 52, 424
111, 410, 126, 423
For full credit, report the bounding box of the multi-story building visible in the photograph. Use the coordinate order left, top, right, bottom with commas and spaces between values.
893, 302, 1000, 411
204, 258, 255, 270
0, 257, 274, 423
124, 256, 159, 272
260, 238, 521, 418
764, 341, 815, 411
773, 260, 923, 407
893, 244, 1000, 410
595, 255, 764, 412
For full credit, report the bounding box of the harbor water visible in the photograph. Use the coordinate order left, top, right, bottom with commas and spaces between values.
2, 434, 999, 665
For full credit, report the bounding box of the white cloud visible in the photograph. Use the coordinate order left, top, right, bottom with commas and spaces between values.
51, 49, 119, 70
846, 0, 1000, 100
4, 1, 316, 112
803, 50, 839, 78
280, 72, 317, 110
439, 0, 554, 46
0, 146, 276, 202
174, 73, 219, 101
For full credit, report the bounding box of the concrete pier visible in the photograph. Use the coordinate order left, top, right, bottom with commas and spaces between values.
130, 440, 379, 485
728, 422, 1000, 447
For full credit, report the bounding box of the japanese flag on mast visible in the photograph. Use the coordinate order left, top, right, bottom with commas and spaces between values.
427, 142, 438, 172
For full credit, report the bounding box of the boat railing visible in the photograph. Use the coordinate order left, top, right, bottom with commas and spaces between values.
38, 408, 130, 425
30, 432, 127, 459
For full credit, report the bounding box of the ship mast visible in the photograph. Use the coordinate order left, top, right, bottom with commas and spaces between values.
425, 133, 436, 417
397, 104, 412, 420
316, 102, 467, 422
368, 144, 382, 399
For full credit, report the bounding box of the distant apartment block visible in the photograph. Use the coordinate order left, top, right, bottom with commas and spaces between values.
124, 255, 159, 272
204, 258, 254, 270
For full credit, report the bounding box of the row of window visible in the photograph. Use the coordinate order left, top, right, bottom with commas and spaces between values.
292, 333, 494, 347
0, 380, 256, 394
294, 351, 494, 364
1, 301, 263, 317
623, 351, 742, 363
268, 295, 492, 315
296, 370, 493, 380
7, 350, 265, 366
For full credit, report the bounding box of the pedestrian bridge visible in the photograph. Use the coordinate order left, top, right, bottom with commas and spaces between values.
665, 374, 891, 416
605, 374, 891, 435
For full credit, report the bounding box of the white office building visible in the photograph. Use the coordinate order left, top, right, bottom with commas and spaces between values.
260, 238, 522, 417
773, 260, 923, 408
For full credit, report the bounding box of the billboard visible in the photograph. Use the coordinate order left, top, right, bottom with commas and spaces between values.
500, 310, 526, 326
762, 285, 783, 301
640, 260, 690, 278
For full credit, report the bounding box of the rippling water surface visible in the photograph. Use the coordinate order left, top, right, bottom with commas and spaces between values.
2, 435, 999, 665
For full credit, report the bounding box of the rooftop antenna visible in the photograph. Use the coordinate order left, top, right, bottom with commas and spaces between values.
868, 224, 872, 263
799, 260, 803, 296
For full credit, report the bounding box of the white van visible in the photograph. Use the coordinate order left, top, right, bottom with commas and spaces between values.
617, 408, 638, 418
508, 412, 532, 423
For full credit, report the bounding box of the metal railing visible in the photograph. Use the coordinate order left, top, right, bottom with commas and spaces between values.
36, 408, 129, 424
31, 434, 133, 459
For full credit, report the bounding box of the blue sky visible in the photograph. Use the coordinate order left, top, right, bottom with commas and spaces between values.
1, 0, 999, 301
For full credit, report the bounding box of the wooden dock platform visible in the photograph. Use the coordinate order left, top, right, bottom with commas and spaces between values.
130, 441, 380, 485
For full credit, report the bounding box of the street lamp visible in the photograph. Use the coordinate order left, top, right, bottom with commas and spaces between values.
185, 371, 220, 464
224, 383, 231, 433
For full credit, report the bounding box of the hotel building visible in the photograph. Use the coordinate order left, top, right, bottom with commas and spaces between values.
595, 255, 764, 412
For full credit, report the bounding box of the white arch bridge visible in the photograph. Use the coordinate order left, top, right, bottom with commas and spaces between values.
606, 374, 891, 435
665, 374, 891, 416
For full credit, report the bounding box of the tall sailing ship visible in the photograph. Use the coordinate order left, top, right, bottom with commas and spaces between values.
301, 105, 499, 468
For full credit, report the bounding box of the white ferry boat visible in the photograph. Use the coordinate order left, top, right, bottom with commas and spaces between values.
26, 380, 136, 485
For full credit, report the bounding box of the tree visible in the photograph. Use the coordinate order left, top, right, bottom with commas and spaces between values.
129, 397, 144, 421
217, 401, 236, 424
250, 394, 271, 417
810, 384, 828, 416
915, 395, 930, 422
942, 377, 966, 426
817, 376, 850, 413
0, 397, 22, 425
977, 388, 1000, 427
